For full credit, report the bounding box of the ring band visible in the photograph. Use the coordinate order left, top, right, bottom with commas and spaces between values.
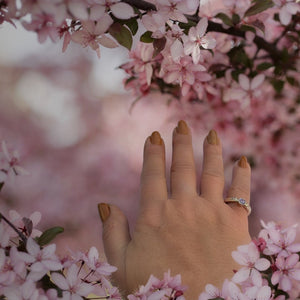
224, 197, 251, 216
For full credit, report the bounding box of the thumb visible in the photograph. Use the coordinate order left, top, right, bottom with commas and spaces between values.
98, 203, 131, 289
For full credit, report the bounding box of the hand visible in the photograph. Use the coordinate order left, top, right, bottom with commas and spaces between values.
98, 120, 251, 298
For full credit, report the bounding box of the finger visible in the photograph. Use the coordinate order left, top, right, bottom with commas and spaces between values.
200, 130, 224, 202
170, 120, 197, 198
99, 203, 131, 291
226, 156, 251, 216
140, 131, 168, 214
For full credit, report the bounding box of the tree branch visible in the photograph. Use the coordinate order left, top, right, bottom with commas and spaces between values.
122, 0, 284, 63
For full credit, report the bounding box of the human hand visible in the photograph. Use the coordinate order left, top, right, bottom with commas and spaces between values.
98, 120, 251, 299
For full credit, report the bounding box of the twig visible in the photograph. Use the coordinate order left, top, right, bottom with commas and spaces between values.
0, 212, 27, 244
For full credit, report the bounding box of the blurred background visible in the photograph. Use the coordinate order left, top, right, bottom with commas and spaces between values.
0, 19, 299, 256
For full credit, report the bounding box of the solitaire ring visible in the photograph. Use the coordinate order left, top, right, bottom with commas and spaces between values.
224, 197, 251, 216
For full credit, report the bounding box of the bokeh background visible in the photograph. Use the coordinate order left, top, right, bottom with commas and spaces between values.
0, 16, 299, 257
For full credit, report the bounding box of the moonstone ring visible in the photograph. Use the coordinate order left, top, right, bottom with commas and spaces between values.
224, 197, 251, 216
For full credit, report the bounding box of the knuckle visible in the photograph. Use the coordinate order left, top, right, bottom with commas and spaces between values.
171, 161, 195, 173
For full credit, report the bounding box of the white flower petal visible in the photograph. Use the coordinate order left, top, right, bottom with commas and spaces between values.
232, 267, 250, 283
196, 17, 208, 38
239, 74, 250, 90
111, 2, 135, 19
26, 238, 40, 257
51, 272, 69, 290
256, 286, 271, 300
89, 5, 106, 21
255, 258, 270, 271
68, 2, 89, 20
250, 74, 265, 90
94, 15, 113, 35
279, 7, 292, 25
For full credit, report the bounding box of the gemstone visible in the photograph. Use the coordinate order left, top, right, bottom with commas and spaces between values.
239, 198, 246, 205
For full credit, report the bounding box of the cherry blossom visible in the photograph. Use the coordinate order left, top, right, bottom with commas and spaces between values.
19, 238, 62, 281
183, 17, 216, 64
85, 246, 117, 276
71, 16, 118, 58
273, 0, 300, 25
51, 263, 94, 299
0, 141, 28, 183
271, 254, 300, 291
232, 242, 270, 286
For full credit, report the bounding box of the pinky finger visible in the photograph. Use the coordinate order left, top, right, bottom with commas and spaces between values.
226, 156, 251, 216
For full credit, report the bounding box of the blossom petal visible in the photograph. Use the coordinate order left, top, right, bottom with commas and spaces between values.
196, 17, 208, 38
68, 2, 89, 20
90, 5, 106, 21
51, 272, 69, 290
250, 74, 265, 90
111, 2, 135, 19
232, 267, 250, 283
255, 258, 270, 271
256, 286, 271, 300
94, 15, 113, 35
239, 74, 250, 90
26, 238, 40, 256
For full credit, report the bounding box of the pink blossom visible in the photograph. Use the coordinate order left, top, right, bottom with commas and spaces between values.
273, 0, 300, 25
259, 223, 300, 257
183, 17, 216, 64
232, 242, 270, 286
51, 263, 94, 299
71, 16, 118, 58
198, 280, 230, 300
0, 141, 28, 183
85, 246, 117, 276
3, 279, 40, 300
22, 14, 60, 43
19, 238, 62, 281
8, 210, 42, 238
156, 0, 198, 23
271, 254, 300, 292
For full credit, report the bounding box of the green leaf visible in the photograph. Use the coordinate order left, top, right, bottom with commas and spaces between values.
37, 227, 64, 246
286, 76, 298, 86
271, 79, 285, 93
153, 37, 166, 57
232, 13, 240, 25
228, 45, 251, 68
240, 24, 256, 33
0, 182, 4, 192
108, 23, 133, 50
244, 0, 274, 17
256, 62, 273, 71
215, 13, 233, 27
124, 18, 138, 36
140, 31, 154, 43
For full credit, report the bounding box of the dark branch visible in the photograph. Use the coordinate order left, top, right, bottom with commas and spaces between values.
122, 0, 156, 11
0, 212, 27, 244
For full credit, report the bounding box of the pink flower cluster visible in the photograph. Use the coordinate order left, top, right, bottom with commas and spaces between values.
199, 221, 300, 300
0, 209, 122, 299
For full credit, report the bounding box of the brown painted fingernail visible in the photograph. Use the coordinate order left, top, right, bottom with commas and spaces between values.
98, 203, 110, 223
150, 131, 163, 145
238, 156, 248, 168
176, 120, 189, 135
206, 129, 218, 145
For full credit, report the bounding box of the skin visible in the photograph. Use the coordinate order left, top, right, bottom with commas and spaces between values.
100, 121, 251, 299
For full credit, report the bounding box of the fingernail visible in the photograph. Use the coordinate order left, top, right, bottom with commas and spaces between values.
98, 203, 110, 223
238, 156, 248, 168
206, 129, 218, 145
176, 120, 189, 135
150, 131, 163, 145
